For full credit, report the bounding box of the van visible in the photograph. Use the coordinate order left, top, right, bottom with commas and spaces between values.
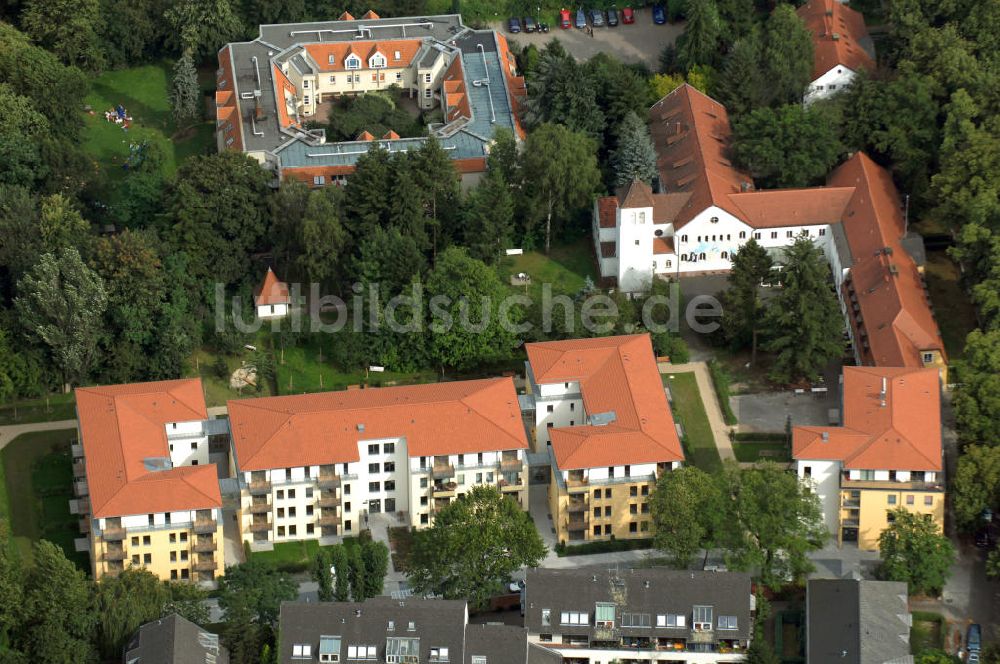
967, 623, 982, 653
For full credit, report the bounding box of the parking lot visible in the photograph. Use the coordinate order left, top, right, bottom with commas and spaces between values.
491, 8, 682, 68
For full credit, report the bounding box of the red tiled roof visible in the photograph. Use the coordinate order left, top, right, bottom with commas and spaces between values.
338, 11, 355, 20
653, 237, 675, 255
794, 366, 941, 471
797, 0, 875, 80
830, 153, 945, 368
526, 335, 682, 469
383, 130, 400, 139
272, 64, 298, 129
648, 84, 755, 229
255, 267, 290, 306
76, 379, 221, 519
228, 378, 527, 471
362, 9, 380, 19
303, 40, 423, 74
443, 56, 471, 124
727, 187, 855, 229
215, 46, 245, 151
620, 179, 656, 208
597, 196, 618, 229
282, 165, 356, 186
495, 34, 528, 140
356, 130, 375, 141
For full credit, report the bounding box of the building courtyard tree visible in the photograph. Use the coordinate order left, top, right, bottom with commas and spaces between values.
878, 509, 955, 596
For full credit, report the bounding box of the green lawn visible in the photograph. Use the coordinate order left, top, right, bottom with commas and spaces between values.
910, 611, 945, 654
662, 372, 723, 473
0, 393, 76, 425
388, 526, 414, 573
251, 537, 358, 573
732, 441, 791, 463
923, 250, 978, 360
0, 429, 88, 570
83, 62, 214, 190
499, 237, 598, 300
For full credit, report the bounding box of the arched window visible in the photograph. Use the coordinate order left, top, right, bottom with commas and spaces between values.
699, 252, 706, 261
739, 231, 746, 239
721, 251, 728, 259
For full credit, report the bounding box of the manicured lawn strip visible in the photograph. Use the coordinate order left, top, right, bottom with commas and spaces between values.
251, 537, 358, 573
557, 537, 653, 556
0, 393, 76, 425
662, 373, 723, 473
0, 429, 87, 569
500, 237, 598, 299
275, 341, 438, 395
923, 250, 978, 360
910, 611, 945, 654
707, 359, 738, 425
732, 441, 791, 463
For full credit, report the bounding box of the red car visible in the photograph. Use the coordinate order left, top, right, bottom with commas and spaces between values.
622, 6, 635, 23
559, 8, 572, 28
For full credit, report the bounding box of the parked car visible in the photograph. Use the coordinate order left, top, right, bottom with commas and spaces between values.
507, 16, 521, 32
560, 8, 572, 28
622, 6, 635, 23
967, 624, 982, 653
652, 3, 667, 23
608, 7, 619, 25
575, 7, 586, 28
589, 8, 605, 26
523, 16, 537, 32
975, 529, 991, 548
968, 652, 981, 664
538, 20, 550, 32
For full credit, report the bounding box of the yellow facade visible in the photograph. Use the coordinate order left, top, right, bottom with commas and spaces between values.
919, 349, 948, 386
550, 475, 655, 545
90, 515, 224, 582
839, 481, 945, 550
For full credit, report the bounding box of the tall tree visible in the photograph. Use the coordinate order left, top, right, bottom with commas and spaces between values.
761, 4, 814, 106
165, 0, 244, 58
761, 237, 844, 384
361, 541, 390, 600
716, 31, 767, 118
330, 545, 350, 601
17, 541, 97, 663
297, 186, 347, 286
676, 0, 722, 71
411, 137, 460, 257
218, 560, 296, 664
952, 445, 1000, 532
94, 569, 169, 660
719, 462, 827, 589
166, 152, 270, 288
347, 545, 366, 602
0, 522, 22, 648
732, 104, 843, 188
425, 247, 520, 371
611, 112, 658, 187
520, 123, 600, 254
21, 0, 104, 71
463, 170, 515, 263
170, 52, 201, 127
0, 188, 91, 283
314, 547, 335, 602
878, 509, 955, 596
523, 42, 605, 140
408, 486, 546, 609
721, 238, 773, 362
16, 247, 107, 390
952, 329, 1000, 446
650, 466, 724, 568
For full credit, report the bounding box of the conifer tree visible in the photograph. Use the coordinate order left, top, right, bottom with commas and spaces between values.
170, 51, 201, 127
611, 112, 658, 187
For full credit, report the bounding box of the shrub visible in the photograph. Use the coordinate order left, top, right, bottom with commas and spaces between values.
708, 360, 738, 425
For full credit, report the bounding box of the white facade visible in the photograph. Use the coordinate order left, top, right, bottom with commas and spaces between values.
165, 420, 210, 468
526, 641, 746, 664
533, 379, 584, 449
796, 459, 841, 535
256, 302, 289, 319
804, 65, 858, 105
105, 507, 221, 531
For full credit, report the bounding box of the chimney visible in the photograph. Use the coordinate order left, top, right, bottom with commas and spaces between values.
880, 377, 887, 407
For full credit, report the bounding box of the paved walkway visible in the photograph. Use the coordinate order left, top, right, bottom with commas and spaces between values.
0, 419, 77, 451
369, 513, 409, 596
658, 361, 735, 462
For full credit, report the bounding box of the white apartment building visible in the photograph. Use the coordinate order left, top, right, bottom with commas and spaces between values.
227, 378, 529, 549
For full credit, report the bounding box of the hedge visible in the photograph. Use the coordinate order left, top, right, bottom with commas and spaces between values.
707, 360, 738, 425
556, 537, 654, 557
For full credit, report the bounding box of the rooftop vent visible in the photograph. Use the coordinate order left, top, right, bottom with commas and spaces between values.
821, 432, 829, 442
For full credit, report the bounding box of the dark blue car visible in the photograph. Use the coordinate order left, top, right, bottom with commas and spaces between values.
507, 16, 521, 33
652, 3, 667, 23
575, 7, 586, 28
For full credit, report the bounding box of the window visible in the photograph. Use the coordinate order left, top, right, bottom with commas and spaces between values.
560, 611, 589, 625
384, 462, 395, 472
593, 489, 601, 500
710, 216, 719, 223
289, 489, 295, 499
170, 570, 178, 580
887, 495, 896, 505
420, 512, 429, 524
681, 235, 688, 243
629, 522, 638, 533
143, 535, 151, 545
278, 507, 285, 518
819, 228, 826, 236
319, 635, 341, 662
605, 488, 612, 498
471, 657, 486, 664
829, 84, 837, 90
385, 481, 396, 492
329, 76, 336, 84
293, 644, 313, 658
665, 260, 672, 268
346, 55, 361, 70
641, 485, 649, 496
604, 506, 611, 517
420, 478, 428, 488
656, 614, 686, 628
541, 609, 551, 626
693, 606, 713, 629
289, 507, 297, 517
132, 555, 140, 565
143, 553, 151, 564
313, 175, 326, 186
804, 466, 812, 478
630, 486, 638, 497
424, 89, 432, 99
368, 444, 379, 455
277, 490, 284, 499
699, 252, 706, 260
329, 55, 336, 65
546, 404, 554, 413
394, 50, 401, 60
369, 463, 380, 473
345, 502, 351, 512
922, 352, 934, 364
180, 532, 187, 542
347, 646, 377, 660
306, 487, 313, 498
718, 616, 738, 630
170, 551, 177, 562
429, 649, 449, 662
771, 231, 778, 239
925, 496, 933, 506
630, 504, 638, 514
570, 403, 575, 411
132, 536, 139, 546
278, 526, 285, 537
181, 569, 189, 579
370, 53, 386, 68
302, 79, 310, 89
289, 525, 297, 535
754, 232, 761, 239
906, 495, 914, 505
424, 73, 432, 83
539, 634, 552, 643
786, 230, 794, 238
641, 503, 649, 514
634, 240, 640, 246
307, 524, 314, 534
384, 443, 395, 454
739, 231, 746, 239
369, 482, 380, 492
604, 524, 611, 534
621, 613, 651, 628
721, 251, 728, 259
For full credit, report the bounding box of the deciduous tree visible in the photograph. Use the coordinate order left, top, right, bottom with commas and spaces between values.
650, 467, 723, 567
878, 509, 955, 596
953, 445, 1000, 531
761, 4, 813, 106
94, 568, 169, 660
952, 329, 1000, 446
721, 238, 773, 362
21, 0, 105, 71
361, 541, 389, 600
408, 486, 546, 609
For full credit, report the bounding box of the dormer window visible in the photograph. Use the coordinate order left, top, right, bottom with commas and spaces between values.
394, 50, 401, 60
370, 53, 386, 68
345, 54, 361, 70
329, 54, 336, 65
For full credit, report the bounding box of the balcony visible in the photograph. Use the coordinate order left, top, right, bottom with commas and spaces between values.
433, 481, 457, 496
193, 538, 215, 553
842, 518, 860, 527
104, 547, 126, 562
567, 515, 587, 531
72, 460, 86, 478
432, 464, 455, 479
248, 480, 272, 496
500, 455, 522, 471
193, 519, 217, 535
102, 527, 125, 541
840, 478, 944, 492
317, 495, 339, 508
318, 474, 341, 489
249, 520, 270, 533
567, 471, 588, 488
193, 558, 217, 572
248, 501, 270, 514
842, 498, 860, 508
78, 518, 90, 534
317, 515, 340, 527
499, 478, 522, 492
567, 498, 587, 513
689, 629, 715, 644
71, 442, 84, 458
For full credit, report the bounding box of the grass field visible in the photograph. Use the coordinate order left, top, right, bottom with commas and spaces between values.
662, 372, 723, 473
499, 236, 599, 300
251, 536, 358, 573
923, 250, 978, 360
732, 440, 791, 463
83, 62, 214, 190
910, 611, 945, 654
0, 393, 76, 425
0, 429, 88, 569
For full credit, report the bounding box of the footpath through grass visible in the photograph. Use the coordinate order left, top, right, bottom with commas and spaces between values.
662, 372, 723, 473
1, 429, 88, 569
